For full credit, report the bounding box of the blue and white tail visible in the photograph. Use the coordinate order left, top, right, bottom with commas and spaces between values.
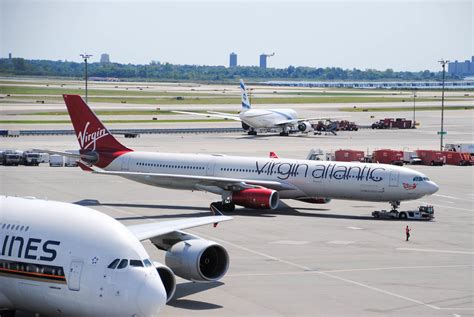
240, 79, 251, 112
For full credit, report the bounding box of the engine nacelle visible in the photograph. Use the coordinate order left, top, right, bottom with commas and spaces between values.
296, 197, 332, 204
297, 121, 312, 132
231, 188, 279, 210
165, 239, 229, 282
154, 262, 176, 303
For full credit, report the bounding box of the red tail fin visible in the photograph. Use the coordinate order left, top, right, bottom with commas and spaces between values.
63, 95, 131, 153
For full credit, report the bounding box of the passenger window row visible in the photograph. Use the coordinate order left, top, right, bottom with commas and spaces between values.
0, 223, 30, 232
136, 162, 205, 170
221, 167, 257, 173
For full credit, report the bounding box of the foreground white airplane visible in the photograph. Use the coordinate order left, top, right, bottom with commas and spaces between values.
46, 94, 438, 213
0, 196, 231, 317
174, 80, 325, 136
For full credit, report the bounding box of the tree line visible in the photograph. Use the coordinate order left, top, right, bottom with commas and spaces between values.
0, 58, 458, 82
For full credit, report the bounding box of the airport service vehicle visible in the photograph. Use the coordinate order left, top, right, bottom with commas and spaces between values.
416, 150, 445, 166
372, 205, 434, 220
443, 151, 473, 166
49, 154, 64, 167
372, 149, 404, 166
174, 80, 328, 136
372, 118, 412, 129
403, 151, 422, 165
39, 152, 50, 163
42, 95, 439, 214
3, 153, 21, 166
65, 150, 79, 167
0, 196, 231, 317
334, 149, 364, 162
444, 143, 474, 155
337, 120, 358, 131
21, 151, 40, 166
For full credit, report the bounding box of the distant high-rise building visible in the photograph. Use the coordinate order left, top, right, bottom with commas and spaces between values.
100, 53, 110, 63
8, 53, 12, 59
259, 54, 267, 68
259, 53, 274, 68
448, 56, 474, 76
229, 52, 237, 67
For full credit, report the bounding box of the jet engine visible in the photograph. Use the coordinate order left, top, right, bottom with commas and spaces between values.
297, 121, 312, 132
231, 188, 279, 210
296, 197, 332, 204
154, 262, 176, 303
165, 239, 229, 282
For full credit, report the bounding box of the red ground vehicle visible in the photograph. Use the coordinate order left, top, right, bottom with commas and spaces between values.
334, 149, 364, 162
442, 151, 473, 166
416, 150, 445, 166
338, 120, 358, 131
372, 118, 413, 129
372, 149, 404, 165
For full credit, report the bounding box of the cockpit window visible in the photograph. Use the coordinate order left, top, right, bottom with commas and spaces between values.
413, 176, 429, 182
130, 260, 144, 267
107, 259, 120, 269
117, 259, 128, 269
143, 259, 153, 267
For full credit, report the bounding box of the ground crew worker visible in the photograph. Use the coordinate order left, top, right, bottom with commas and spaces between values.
405, 225, 411, 241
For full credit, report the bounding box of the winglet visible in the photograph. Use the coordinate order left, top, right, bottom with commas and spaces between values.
209, 203, 225, 227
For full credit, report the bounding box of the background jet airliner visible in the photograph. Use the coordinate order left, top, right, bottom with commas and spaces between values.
174, 79, 328, 136
43, 94, 438, 213
0, 196, 231, 317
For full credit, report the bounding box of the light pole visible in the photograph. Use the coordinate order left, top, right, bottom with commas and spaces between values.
412, 89, 416, 128
80, 53, 92, 103
438, 59, 449, 151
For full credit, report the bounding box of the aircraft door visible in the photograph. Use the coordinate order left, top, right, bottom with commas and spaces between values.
121, 155, 130, 171
206, 160, 216, 176
68, 261, 84, 291
389, 171, 399, 187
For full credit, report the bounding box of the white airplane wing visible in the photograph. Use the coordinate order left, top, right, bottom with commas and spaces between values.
34, 149, 97, 161
127, 216, 232, 241
89, 168, 296, 191
274, 117, 338, 126
172, 110, 241, 121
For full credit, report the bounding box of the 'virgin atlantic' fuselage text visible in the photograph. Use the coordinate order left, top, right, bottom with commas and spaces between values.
255, 161, 385, 182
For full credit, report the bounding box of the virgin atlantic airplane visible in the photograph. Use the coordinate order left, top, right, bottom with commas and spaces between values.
44, 94, 438, 214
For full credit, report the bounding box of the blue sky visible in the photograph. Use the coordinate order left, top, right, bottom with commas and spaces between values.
1, 0, 472, 71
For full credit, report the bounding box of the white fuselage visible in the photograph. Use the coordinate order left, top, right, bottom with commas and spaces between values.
0, 196, 167, 316
239, 108, 298, 129
106, 152, 438, 202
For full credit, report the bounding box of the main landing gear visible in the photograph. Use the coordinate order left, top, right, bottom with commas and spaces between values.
210, 201, 235, 212
247, 129, 257, 136
390, 201, 408, 219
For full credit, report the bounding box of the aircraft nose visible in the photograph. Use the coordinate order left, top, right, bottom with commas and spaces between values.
137, 278, 167, 317
427, 181, 439, 195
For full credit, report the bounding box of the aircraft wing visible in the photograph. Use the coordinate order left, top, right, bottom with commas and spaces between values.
172, 110, 241, 121
274, 117, 337, 126
127, 216, 232, 241
34, 149, 97, 161
87, 166, 297, 192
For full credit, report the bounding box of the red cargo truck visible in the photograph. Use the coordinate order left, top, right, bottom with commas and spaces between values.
372, 149, 404, 165
443, 151, 473, 166
334, 149, 364, 162
416, 150, 445, 166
